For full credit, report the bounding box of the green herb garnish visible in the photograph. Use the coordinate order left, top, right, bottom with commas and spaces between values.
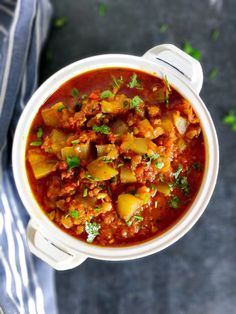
159, 23, 168, 33
100, 90, 114, 99
164, 75, 171, 104
134, 215, 143, 222
53, 17, 67, 28
30, 140, 42, 147
92, 124, 110, 134
83, 188, 88, 198
211, 29, 219, 41
128, 73, 142, 89
223, 111, 236, 131
173, 164, 183, 179
145, 153, 160, 166
71, 88, 79, 97
178, 176, 190, 195
71, 139, 80, 146
57, 104, 66, 112
155, 161, 164, 169
36, 127, 43, 138
98, 2, 107, 17
130, 95, 143, 112
68, 209, 80, 219
112, 76, 123, 88
183, 42, 201, 61
102, 157, 112, 163
125, 220, 132, 227
85, 221, 101, 243
85, 173, 98, 181
169, 196, 180, 208
66, 156, 80, 171
81, 94, 88, 100
192, 162, 200, 170
143, 194, 150, 204
209, 67, 218, 80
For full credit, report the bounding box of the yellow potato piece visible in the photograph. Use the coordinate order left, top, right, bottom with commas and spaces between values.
101, 94, 127, 114
87, 158, 118, 181
96, 144, 118, 159
41, 102, 64, 126
120, 166, 137, 183
45, 129, 68, 153
121, 136, 149, 155
112, 119, 129, 135
117, 194, 142, 220
61, 143, 91, 160
27, 150, 57, 179
156, 183, 171, 196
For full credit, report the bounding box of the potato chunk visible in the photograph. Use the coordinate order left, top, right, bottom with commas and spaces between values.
101, 94, 128, 114
27, 150, 57, 179
61, 143, 91, 160
156, 183, 171, 196
96, 144, 118, 159
117, 194, 142, 220
41, 102, 64, 127
112, 119, 129, 135
121, 135, 151, 155
87, 158, 118, 181
120, 166, 137, 183
43, 129, 68, 153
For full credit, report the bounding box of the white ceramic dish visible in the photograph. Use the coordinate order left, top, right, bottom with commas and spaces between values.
12, 44, 219, 270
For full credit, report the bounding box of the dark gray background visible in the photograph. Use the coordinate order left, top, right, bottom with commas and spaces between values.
39, 1, 236, 313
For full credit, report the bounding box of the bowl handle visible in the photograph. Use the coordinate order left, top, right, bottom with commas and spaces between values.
143, 44, 203, 94
27, 219, 87, 270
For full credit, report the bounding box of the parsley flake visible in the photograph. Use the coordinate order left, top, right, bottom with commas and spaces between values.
183, 42, 201, 61
125, 220, 132, 227
36, 127, 43, 138
223, 111, 236, 131
68, 210, 80, 219
71, 139, 80, 146
134, 215, 143, 222
209, 67, 218, 80
159, 23, 168, 33
100, 90, 114, 99
53, 17, 67, 28
98, 2, 107, 17
66, 156, 80, 171
173, 164, 183, 179
57, 104, 66, 112
85, 221, 101, 243
112, 76, 123, 88
211, 29, 219, 41
30, 140, 42, 147
128, 73, 142, 89
130, 96, 143, 112
169, 196, 180, 208
71, 88, 79, 97
92, 124, 110, 134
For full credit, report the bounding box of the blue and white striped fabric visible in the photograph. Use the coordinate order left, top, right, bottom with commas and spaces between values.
0, 1, 58, 314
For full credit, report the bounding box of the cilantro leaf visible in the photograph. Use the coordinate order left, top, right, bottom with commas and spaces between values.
66, 156, 80, 171
112, 76, 123, 88
155, 161, 164, 169
183, 42, 201, 61
211, 29, 219, 41
209, 67, 218, 80
85, 221, 100, 243
159, 23, 168, 33
100, 90, 114, 99
30, 140, 42, 147
71, 88, 79, 97
92, 124, 110, 134
164, 75, 171, 104
145, 153, 160, 166
36, 127, 43, 138
223, 111, 236, 131
173, 164, 183, 179
130, 96, 143, 112
68, 210, 80, 219
71, 139, 80, 145
134, 215, 143, 222
178, 176, 190, 195
57, 104, 66, 112
98, 2, 107, 17
128, 73, 142, 89
125, 220, 132, 227
53, 17, 67, 28
169, 196, 180, 208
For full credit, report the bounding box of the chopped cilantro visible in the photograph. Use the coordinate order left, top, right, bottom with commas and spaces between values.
71, 88, 79, 97
83, 188, 88, 198
134, 215, 143, 222
183, 42, 201, 61
211, 29, 219, 41
66, 156, 80, 171
145, 153, 160, 166
94, 207, 101, 213
159, 23, 168, 33
143, 194, 150, 204
112, 76, 123, 88
164, 75, 171, 104
81, 94, 88, 100
127, 73, 142, 89
57, 104, 66, 112
98, 2, 107, 17
71, 139, 80, 146
102, 157, 112, 163
68, 209, 80, 219
30, 140, 42, 147
179, 176, 190, 195
85, 221, 100, 243
209, 67, 218, 80
36, 127, 43, 138
125, 220, 132, 227
92, 124, 110, 134
155, 161, 164, 169
173, 164, 183, 179
169, 196, 180, 208
100, 90, 114, 99
192, 162, 200, 170
85, 173, 98, 181
53, 17, 67, 28
130, 96, 143, 112
223, 111, 236, 131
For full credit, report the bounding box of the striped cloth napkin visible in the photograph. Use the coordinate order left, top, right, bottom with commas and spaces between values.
0, 1, 58, 314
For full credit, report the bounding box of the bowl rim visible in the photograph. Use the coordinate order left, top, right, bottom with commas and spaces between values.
12, 53, 219, 260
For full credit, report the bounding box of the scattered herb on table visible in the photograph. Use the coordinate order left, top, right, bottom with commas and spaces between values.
211, 29, 219, 41
223, 111, 236, 131
159, 23, 168, 33
209, 67, 218, 80
98, 2, 107, 17
85, 221, 101, 242
92, 124, 110, 134
183, 42, 201, 61
100, 90, 114, 99
66, 156, 80, 171
53, 17, 67, 28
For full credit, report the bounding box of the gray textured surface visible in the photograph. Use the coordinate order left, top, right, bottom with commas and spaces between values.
39, 0, 236, 313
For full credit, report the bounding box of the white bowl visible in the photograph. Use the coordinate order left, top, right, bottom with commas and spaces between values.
12, 44, 219, 270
